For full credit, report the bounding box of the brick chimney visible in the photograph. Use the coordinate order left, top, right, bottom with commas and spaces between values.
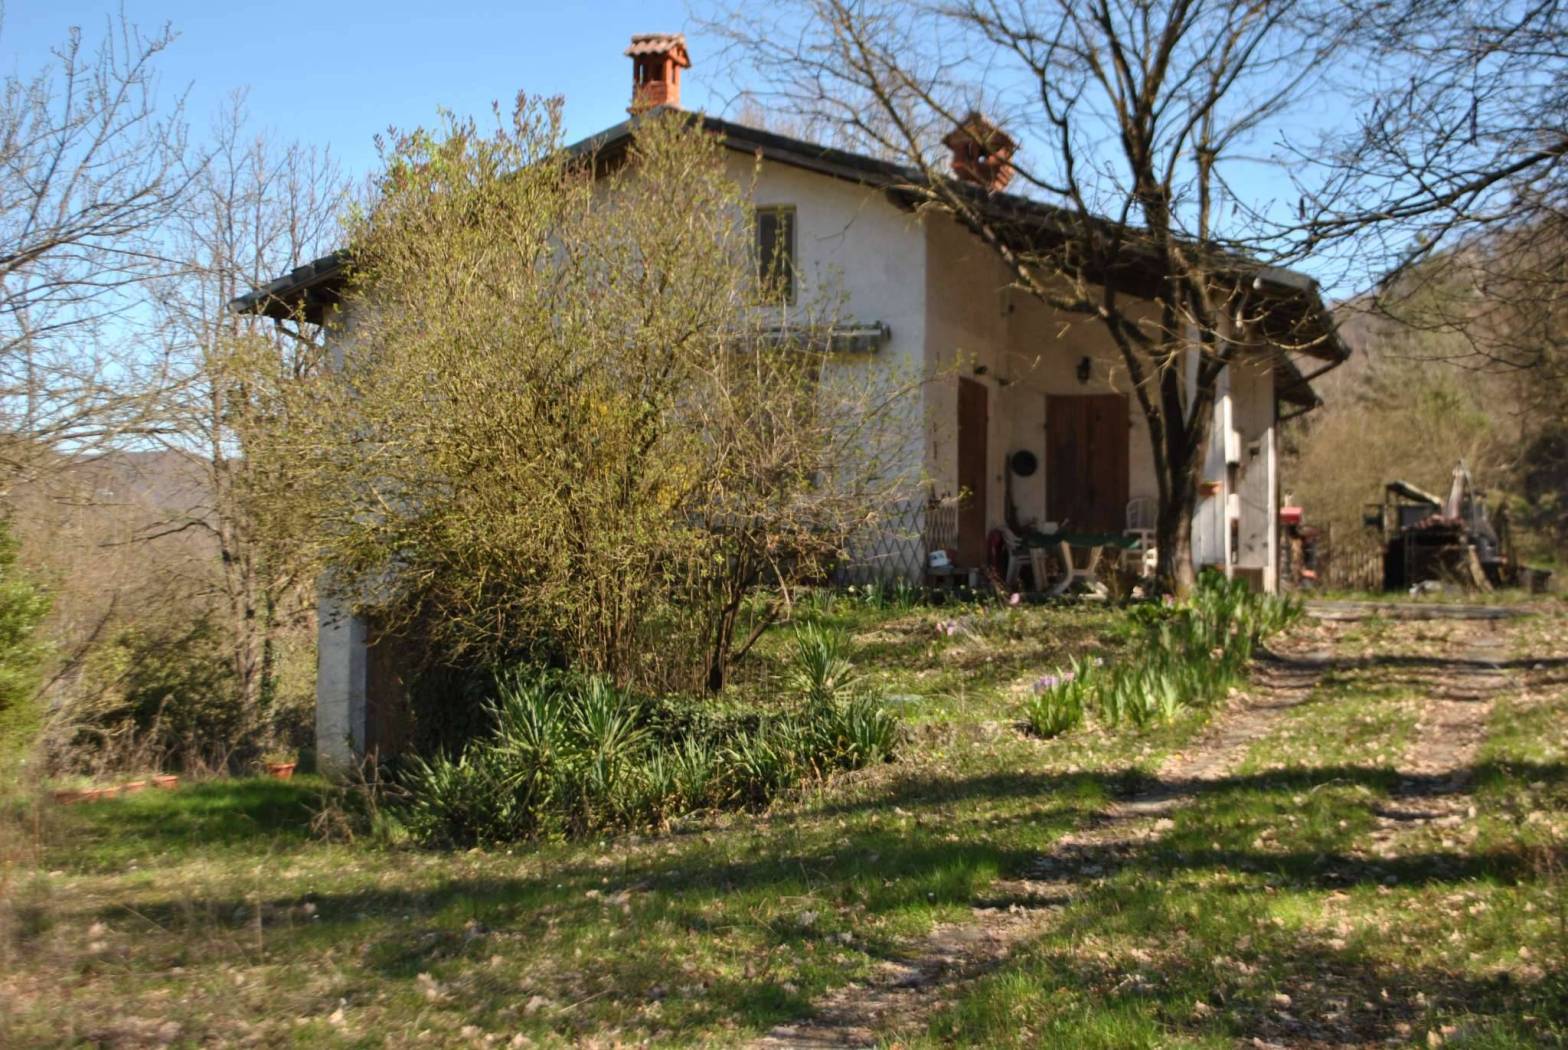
626, 33, 691, 113
942, 112, 1016, 192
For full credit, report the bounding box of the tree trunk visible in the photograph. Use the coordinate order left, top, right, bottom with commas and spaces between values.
1155, 473, 1199, 596
706, 595, 740, 694
1152, 391, 1210, 597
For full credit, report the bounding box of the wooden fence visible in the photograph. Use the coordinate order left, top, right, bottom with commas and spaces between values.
1316, 526, 1384, 592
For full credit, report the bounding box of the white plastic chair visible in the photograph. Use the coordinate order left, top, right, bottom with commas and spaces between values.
1124, 497, 1157, 573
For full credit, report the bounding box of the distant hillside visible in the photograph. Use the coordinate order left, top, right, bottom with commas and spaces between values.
8, 447, 221, 673
1285, 279, 1564, 570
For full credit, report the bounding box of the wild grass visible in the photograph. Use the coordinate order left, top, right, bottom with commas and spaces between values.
9, 593, 1557, 1047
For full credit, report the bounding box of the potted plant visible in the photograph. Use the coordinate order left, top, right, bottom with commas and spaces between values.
263, 749, 297, 780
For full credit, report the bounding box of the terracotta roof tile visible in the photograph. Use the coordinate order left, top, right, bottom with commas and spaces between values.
625, 33, 690, 64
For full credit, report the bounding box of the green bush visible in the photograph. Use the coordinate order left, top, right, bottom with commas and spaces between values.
0, 520, 49, 767
401, 626, 902, 848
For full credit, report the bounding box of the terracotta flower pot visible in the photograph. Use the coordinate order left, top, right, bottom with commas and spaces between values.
122, 780, 148, 794
266, 761, 297, 781
152, 774, 179, 790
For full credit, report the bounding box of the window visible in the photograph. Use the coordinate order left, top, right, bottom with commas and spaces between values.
755, 206, 796, 303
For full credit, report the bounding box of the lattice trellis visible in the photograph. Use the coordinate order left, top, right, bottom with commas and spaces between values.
834, 498, 928, 584
833, 497, 967, 585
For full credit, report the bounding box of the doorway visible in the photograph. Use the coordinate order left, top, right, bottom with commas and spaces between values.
1046, 394, 1129, 533
956, 377, 989, 567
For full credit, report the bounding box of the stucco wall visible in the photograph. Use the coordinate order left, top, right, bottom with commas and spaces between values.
922, 216, 1158, 533
734, 154, 930, 580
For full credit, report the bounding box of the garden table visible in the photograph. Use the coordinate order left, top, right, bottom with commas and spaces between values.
1024, 529, 1139, 596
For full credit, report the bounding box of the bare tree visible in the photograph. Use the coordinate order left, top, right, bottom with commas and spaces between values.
150, 96, 347, 731
1287, 2, 1568, 556
0, 11, 191, 487
1297, 0, 1568, 293
713, 0, 1346, 592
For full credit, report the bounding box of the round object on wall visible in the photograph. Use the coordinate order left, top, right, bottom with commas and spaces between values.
1009, 449, 1038, 477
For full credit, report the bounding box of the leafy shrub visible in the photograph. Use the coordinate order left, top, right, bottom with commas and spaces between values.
63, 616, 244, 773
0, 521, 49, 767
401, 626, 901, 847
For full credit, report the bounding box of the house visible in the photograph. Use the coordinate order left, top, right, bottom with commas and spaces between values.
235, 34, 1346, 769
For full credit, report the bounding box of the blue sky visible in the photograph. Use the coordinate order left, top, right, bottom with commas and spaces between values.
2, 0, 725, 181
1, 1, 1376, 295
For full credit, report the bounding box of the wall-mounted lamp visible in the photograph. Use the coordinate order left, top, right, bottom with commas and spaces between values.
1076, 356, 1092, 385
973, 364, 989, 376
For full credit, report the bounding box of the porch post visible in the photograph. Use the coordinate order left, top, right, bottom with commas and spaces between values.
315, 583, 367, 774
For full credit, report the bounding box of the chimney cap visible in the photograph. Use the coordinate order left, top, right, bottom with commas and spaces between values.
942, 111, 1017, 191
941, 111, 1015, 154
625, 33, 691, 66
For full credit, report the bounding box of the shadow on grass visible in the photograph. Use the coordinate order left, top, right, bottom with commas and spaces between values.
72, 759, 1568, 931
932, 925, 1568, 1047
45, 777, 319, 869
31, 755, 1564, 1043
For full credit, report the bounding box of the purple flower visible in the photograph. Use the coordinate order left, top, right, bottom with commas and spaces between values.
1009, 592, 1022, 606
1034, 674, 1060, 692
1061, 671, 1076, 683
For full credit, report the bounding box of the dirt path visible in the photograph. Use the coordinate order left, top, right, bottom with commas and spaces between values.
1364, 624, 1511, 862
751, 633, 1336, 1049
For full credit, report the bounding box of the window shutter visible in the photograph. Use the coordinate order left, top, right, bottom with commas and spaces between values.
756, 206, 795, 303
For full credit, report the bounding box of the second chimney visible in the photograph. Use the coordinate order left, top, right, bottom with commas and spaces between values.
626, 33, 691, 113
942, 112, 1016, 192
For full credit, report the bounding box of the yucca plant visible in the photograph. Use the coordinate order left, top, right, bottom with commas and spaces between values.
809, 692, 901, 764
724, 721, 801, 804
402, 748, 524, 847
671, 735, 720, 808
788, 623, 859, 707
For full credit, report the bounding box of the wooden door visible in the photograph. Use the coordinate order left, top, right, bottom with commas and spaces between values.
1046, 394, 1129, 534
365, 626, 413, 758
956, 377, 989, 568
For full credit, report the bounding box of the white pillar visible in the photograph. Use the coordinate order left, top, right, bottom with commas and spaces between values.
315, 585, 367, 774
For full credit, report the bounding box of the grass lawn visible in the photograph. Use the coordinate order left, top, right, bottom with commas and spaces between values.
3, 596, 1565, 1048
